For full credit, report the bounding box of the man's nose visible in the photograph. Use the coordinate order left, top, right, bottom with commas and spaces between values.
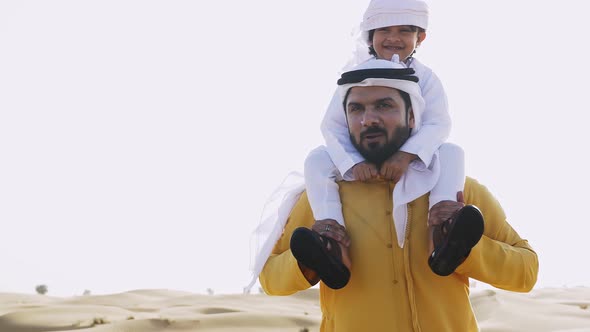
362, 109, 380, 126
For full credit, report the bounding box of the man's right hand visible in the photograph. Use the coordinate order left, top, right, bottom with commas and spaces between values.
311, 219, 352, 272
427, 192, 465, 256
352, 161, 379, 181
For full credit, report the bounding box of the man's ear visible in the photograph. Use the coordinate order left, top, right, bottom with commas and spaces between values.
408, 107, 415, 129
417, 32, 426, 47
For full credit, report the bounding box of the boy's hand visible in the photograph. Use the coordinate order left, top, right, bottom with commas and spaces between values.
352, 161, 379, 181
380, 151, 417, 183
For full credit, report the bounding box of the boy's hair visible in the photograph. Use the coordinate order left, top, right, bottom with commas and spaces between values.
367, 25, 426, 57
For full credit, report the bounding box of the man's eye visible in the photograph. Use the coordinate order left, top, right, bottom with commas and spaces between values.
376, 103, 391, 109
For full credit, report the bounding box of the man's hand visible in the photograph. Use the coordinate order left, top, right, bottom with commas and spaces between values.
428, 191, 465, 227
311, 219, 351, 248
311, 219, 352, 271
352, 161, 379, 181
380, 151, 417, 183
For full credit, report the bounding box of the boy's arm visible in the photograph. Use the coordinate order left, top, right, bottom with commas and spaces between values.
321, 90, 365, 176
380, 68, 449, 181
455, 178, 539, 292
400, 66, 451, 167
259, 192, 317, 295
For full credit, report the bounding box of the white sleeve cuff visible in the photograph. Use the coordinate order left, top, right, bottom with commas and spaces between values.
409, 159, 428, 172
312, 202, 345, 227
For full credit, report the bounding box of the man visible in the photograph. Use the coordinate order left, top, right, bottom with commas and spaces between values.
259, 59, 538, 331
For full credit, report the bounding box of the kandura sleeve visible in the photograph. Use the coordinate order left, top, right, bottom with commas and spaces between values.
259, 192, 317, 295
455, 178, 539, 292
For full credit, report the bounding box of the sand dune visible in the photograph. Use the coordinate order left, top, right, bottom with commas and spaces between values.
0, 287, 588, 331
473, 288, 590, 332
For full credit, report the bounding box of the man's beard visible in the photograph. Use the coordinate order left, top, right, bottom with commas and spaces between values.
350, 125, 411, 166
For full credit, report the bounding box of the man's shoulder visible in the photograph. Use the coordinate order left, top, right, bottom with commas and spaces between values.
464, 176, 485, 192
464, 176, 499, 204
464, 176, 479, 187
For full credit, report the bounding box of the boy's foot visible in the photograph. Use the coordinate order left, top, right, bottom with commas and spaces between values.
290, 227, 350, 289
428, 205, 484, 276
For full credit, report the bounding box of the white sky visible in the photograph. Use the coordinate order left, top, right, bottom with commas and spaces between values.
1, 0, 589, 296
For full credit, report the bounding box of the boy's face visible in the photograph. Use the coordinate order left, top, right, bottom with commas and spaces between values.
370, 25, 426, 62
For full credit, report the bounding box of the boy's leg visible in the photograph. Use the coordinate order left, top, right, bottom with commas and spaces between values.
428, 143, 465, 253
428, 143, 484, 276
303, 146, 345, 227
428, 143, 465, 256
428, 143, 465, 211
293, 146, 351, 288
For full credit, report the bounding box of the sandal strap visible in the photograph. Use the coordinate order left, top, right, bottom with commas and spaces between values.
432, 216, 454, 252
432, 223, 444, 251
321, 234, 343, 261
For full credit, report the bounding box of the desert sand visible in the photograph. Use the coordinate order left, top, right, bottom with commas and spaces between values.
0, 287, 588, 332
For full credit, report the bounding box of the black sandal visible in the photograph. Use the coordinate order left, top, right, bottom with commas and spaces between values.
428, 205, 484, 276
290, 227, 350, 289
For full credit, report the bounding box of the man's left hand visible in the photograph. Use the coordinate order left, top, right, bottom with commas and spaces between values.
428, 191, 465, 227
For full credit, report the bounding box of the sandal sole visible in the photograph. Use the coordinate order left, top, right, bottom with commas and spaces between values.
290, 227, 350, 289
429, 205, 484, 276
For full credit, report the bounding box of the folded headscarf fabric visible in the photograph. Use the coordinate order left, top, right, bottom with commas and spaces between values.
361, 0, 429, 32
245, 172, 305, 293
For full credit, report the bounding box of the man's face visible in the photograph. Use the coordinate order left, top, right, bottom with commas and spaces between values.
370, 25, 425, 62
346, 86, 414, 165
